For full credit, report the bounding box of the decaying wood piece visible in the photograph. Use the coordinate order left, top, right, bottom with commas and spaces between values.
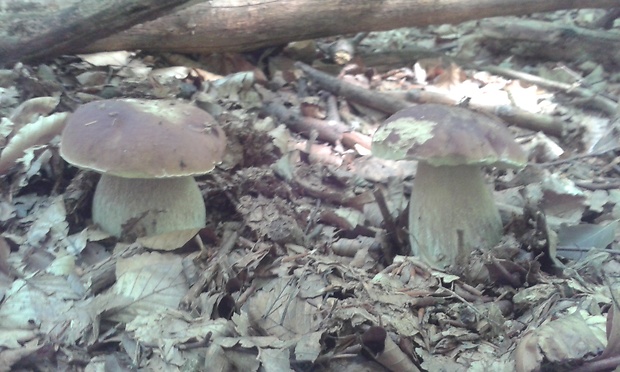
2, 0, 620, 65
83, 0, 620, 56
262, 101, 372, 150
295, 62, 412, 114
479, 18, 620, 68
0, 0, 200, 65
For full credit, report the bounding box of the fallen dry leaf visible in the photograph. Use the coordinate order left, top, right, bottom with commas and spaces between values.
96, 252, 189, 323
514, 310, 606, 371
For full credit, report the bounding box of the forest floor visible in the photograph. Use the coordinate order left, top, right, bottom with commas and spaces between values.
0, 7, 619, 372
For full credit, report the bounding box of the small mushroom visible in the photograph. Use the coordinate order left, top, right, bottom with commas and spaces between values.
372, 104, 526, 269
60, 99, 226, 239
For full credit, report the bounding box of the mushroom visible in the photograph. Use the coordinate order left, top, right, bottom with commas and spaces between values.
372, 104, 526, 269
60, 99, 226, 239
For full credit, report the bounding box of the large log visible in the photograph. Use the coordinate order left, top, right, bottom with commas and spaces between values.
1, 0, 619, 65
0, 0, 200, 66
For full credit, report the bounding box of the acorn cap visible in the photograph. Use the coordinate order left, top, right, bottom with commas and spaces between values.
60, 99, 226, 178
372, 104, 526, 168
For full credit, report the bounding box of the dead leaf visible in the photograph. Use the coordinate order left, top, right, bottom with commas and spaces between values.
25, 196, 68, 248
0, 112, 67, 174
77, 51, 135, 67
0, 338, 42, 372
595, 292, 620, 360
0, 274, 91, 346
136, 228, 200, 251
294, 331, 323, 364
8, 96, 59, 127
557, 220, 618, 260
260, 347, 294, 372
100, 252, 189, 323
514, 311, 606, 371
126, 312, 232, 366
243, 276, 322, 340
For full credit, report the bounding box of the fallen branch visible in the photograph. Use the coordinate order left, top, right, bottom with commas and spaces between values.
483, 66, 618, 116
574, 179, 620, 191
2, 0, 620, 64
296, 62, 566, 137
261, 101, 372, 149
479, 17, 620, 68
295, 62, 411, 114
0, 0, 199, 65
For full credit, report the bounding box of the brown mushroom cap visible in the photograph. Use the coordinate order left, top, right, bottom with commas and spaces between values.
60, 99, 226, 178
372, 104, 526, 168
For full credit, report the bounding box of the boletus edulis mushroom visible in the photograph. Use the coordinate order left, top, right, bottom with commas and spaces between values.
60, 99, 226, 239
372, 104, 526, 269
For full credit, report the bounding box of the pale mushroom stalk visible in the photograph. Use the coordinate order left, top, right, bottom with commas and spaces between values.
93, 175, 206, 238
408, 162, 502, 267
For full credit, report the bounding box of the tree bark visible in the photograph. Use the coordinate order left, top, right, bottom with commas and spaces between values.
1, 0, 619, 65
0, 0, 200, 65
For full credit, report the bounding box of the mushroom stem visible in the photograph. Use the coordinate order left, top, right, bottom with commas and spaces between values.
408, 162, 502, 269
92, 175, 206, 239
